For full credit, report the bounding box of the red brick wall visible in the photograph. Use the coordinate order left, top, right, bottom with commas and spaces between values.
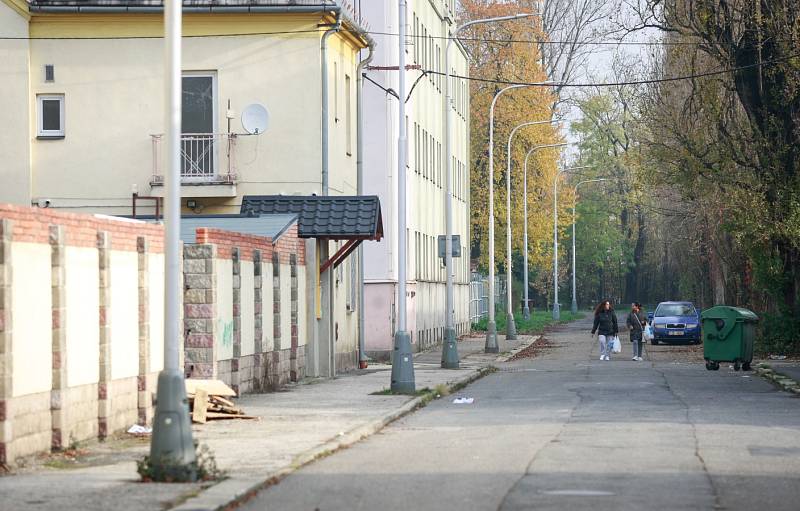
195, 225, 305, 264
0, 204, 164, 253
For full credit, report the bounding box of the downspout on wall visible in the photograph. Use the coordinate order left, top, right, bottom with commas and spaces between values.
356, 37, 375, 369
319, 15, 341, 378
320, 14, 341, 196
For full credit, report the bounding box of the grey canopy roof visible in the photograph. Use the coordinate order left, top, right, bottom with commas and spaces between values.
178, 213, 298, 245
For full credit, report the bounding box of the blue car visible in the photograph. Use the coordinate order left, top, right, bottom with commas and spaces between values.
651, 301, 701, 345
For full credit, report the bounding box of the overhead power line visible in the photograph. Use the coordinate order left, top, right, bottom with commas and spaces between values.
0, 25, 774, 48
425, 52, 800, 88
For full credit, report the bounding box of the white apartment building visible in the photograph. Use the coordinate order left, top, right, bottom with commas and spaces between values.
360, 0, 471, 359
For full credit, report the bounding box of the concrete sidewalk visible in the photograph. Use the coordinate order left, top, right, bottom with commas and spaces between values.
0, 333, 535, 511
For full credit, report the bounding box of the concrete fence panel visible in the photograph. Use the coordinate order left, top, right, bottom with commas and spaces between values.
0, 205, 164, 466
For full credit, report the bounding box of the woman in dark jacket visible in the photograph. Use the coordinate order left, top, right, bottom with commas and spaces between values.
626, 302, 647, 361
591, 300, 618, 361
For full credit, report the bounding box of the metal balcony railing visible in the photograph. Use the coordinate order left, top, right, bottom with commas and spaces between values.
150, 133, 238, 184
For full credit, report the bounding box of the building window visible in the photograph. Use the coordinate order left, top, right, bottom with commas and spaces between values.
345, 74, 352, 155
415, 123, 420, 173
334, 61, 341, 124
37, 94, 65, 138
182, 72, 217, 177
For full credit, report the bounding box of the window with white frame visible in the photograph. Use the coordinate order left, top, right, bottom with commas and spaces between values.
345, 74, 352, 155
37, 94, 65, 138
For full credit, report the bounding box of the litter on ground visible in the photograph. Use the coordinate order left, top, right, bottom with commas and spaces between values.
127, 424, 152, 435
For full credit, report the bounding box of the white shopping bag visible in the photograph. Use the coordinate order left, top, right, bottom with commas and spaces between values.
612, 336, 622, 353
643, 325, 653, 342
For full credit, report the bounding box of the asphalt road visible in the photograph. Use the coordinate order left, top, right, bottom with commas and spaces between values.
240, 316, 800, 511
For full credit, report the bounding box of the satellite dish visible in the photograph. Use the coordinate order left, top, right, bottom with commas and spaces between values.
241, 103, 270, 135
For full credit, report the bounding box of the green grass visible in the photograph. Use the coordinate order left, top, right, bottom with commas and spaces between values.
471, 309, 585, 335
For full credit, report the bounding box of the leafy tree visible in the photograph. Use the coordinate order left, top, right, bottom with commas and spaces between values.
460, 0, 564, 308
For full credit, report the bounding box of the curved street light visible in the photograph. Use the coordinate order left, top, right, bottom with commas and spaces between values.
442, 12, 537, 368
521, 142, 568, 319
503, 121, 559, 335
485, 81, 552, 353
553, 165, 589, 320
571, 178, 608, 313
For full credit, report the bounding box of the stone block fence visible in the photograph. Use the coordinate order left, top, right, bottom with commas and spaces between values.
0, 204, 165, 466
0, 205, 307, 467
183, 226, 307, 395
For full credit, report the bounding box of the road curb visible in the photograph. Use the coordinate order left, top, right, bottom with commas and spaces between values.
755, 364, 800, 395
171, 365, 496, 511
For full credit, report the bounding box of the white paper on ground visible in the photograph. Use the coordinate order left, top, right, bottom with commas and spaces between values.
452, 397, 474, 404
127, 424, 152, 434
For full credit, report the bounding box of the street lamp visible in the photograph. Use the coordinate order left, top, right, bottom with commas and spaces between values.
485, 82, 551, 353
391, 0, 415, 393
571, 178, 608, 313
442, 12, 536, 369
149, 0, 196, 480
521, 142, 568, 320
552, 164, 589, 320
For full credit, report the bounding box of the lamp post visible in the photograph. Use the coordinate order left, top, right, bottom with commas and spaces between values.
149, 0, 196, 480
485, 82, 550, 352
521, 142, 568, 320
442, 13, 535, 369
571, 178, 608, 313
552, 164, 588, 320
503, 121, 558, 334
391, 0, 415, 393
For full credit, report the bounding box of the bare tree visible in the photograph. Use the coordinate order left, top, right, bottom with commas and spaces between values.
537, 0, 623, 104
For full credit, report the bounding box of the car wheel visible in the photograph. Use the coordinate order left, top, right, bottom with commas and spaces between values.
651, 338, 659, 345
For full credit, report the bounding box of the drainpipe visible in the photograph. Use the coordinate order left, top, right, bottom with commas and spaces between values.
320, 14, 341, 378
321, 14, 341, 195
356, 38, 375, 369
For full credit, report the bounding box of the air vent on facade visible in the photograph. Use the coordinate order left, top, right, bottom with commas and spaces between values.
44, 65, 54, 82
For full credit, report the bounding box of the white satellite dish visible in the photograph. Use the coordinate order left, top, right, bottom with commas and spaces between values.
241, 103, 270, 135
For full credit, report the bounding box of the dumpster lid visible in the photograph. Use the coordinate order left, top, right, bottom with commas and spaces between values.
701, 306, 759, 322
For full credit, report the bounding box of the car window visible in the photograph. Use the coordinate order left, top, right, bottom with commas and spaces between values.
655, 304, 697, 316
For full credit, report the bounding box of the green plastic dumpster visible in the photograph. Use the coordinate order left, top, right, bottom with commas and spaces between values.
701, 306, 759, 371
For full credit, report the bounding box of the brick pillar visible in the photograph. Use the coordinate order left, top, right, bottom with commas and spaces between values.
0, 219, 13, 465
136, 237, 151, 426
290, 254, 299, 382
184, 244, 217, 379
97, 231, 111, 440
253, 250, 263, 390
231, 247, 241, 396
50, 226, 67, 450
272, 252, 281, 385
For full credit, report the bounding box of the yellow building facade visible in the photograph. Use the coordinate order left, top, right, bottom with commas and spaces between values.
0, 0, 368, 215
0, 0, 372, 378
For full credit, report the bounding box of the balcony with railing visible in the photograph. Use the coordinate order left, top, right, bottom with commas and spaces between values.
149, 133, 238, 197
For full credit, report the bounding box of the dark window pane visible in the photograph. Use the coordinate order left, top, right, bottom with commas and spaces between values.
42, 99, 61, 131
182, 76, 213, 134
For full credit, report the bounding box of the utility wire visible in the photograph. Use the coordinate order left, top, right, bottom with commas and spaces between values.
424, 51, 800, 88
0, 25, 779, 48
364, 74, 399, 99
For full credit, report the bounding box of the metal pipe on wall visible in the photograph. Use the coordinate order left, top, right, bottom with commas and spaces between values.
356, 37, 375, 369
